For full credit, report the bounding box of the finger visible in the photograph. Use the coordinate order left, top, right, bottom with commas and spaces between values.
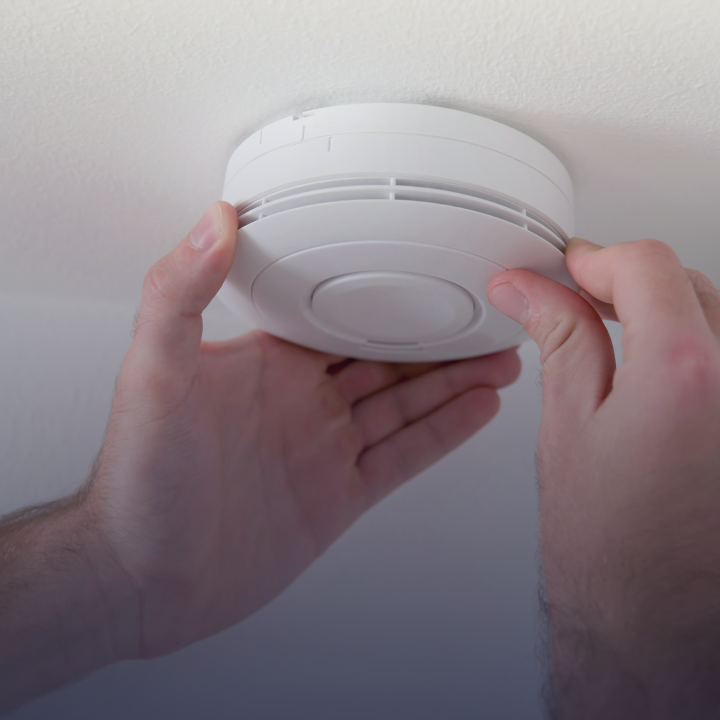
357, 386, 500, 505
578, 289, 620, 322
332, 359, 448, 405
487, 270, 616, 425
352, 348, 521, 448
577, 268, 720, 334
565, 237, 713, 359
202, 328, 349, 369
130, 202, 239, 384
686, 268, 720, 340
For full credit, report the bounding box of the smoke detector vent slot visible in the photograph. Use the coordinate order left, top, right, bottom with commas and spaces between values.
236, 177, 565, 250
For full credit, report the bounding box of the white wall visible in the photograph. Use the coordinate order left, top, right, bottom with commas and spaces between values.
0, 290, 622, 719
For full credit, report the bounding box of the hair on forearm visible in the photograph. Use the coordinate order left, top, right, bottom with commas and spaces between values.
540, 564, 720, 720
0, 445, 101, 538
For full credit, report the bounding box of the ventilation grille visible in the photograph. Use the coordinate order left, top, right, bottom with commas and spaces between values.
236, 177, 566, 249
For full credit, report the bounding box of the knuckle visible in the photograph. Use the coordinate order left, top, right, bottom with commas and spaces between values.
141, 259, 174, 307
535, 313, 584, 373
659, 333, 720, 410
630, 237, 677, 261
634, 237, 670, 253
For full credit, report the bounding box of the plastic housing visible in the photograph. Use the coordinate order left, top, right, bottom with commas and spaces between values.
219, 103, 576, 361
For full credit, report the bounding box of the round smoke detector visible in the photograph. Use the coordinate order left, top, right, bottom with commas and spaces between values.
218, 103, 576, 362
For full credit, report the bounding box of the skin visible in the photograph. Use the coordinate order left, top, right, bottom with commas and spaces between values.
2, 201, 719, 716
0, 202, 521, 712
486, 238, 720, 718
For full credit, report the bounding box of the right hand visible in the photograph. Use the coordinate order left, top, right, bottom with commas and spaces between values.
487, 238, 720, 718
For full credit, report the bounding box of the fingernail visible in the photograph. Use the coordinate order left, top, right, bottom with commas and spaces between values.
488, 283, 528, 325
190, 204, 221, 251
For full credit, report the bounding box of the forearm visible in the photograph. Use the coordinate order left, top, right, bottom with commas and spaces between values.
543, 547, 720, 719
0, 493, 139, 713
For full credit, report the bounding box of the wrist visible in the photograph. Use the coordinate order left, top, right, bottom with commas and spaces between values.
0, 492, 141, 712
70, 492, 143, 663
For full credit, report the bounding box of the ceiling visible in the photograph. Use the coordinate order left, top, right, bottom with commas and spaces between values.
2, 0, 720, 306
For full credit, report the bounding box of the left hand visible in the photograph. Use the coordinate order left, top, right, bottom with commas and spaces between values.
89, 201, 522, 658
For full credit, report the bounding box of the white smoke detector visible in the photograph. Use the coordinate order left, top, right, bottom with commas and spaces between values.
219, 103, 576, 362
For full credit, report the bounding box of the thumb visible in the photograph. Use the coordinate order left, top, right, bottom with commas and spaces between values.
129, 201, 238, 384
486, 269, 616, 427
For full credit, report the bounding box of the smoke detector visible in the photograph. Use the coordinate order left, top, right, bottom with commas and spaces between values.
218, 103, 576, 362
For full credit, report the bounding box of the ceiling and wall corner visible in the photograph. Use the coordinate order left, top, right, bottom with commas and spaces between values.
0, 1, 716, 718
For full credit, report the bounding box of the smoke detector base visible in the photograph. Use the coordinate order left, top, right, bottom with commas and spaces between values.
219, 103, 576, 362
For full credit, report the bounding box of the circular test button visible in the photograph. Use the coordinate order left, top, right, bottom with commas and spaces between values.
310, 271, 475, 343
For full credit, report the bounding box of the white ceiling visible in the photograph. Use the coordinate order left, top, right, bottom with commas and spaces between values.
2, 0, 720, 306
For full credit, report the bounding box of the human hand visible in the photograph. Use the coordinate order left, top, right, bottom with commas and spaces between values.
487, 238, 720, 718
83, 201, 521, 659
